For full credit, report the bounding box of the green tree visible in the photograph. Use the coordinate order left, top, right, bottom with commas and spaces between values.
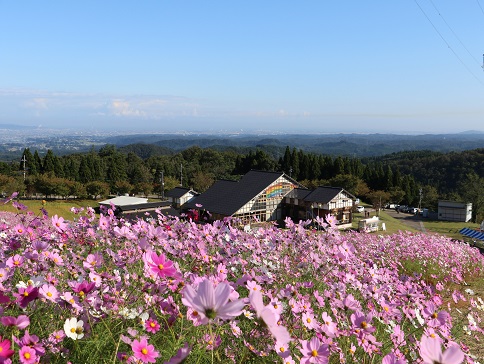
114, 180, 133, 195
191, 171, 214, 193
368, 190, 391, 215
42, 150, 56, 175
85, 181, 110, 200
459, 172, 484, 222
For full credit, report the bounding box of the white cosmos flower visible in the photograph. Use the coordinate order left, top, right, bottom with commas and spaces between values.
64, 317, 84, 340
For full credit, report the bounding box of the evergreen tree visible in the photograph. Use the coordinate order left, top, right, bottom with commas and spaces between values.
42, 150, 56, 174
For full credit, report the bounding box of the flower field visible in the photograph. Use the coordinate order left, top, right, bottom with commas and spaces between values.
1, 193, 484, 363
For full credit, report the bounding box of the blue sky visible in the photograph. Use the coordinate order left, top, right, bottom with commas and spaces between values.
1, 1, 484, 134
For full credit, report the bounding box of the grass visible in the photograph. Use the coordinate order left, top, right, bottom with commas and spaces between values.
423, 219, 480, 240
351, 210, 420, 234
0, 199, 96, 220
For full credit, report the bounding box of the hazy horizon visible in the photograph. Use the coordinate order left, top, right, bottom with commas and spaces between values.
2, 2, 484, 135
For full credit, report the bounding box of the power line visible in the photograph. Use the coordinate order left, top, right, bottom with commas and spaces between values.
476, 0, 484, 17
414, 0, 484, 86
428, 0, 482, 67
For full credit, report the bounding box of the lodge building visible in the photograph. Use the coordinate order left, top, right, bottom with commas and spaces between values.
182, 170, 356, 229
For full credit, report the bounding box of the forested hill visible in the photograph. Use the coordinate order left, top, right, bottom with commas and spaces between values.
368, 148, 484, 194
106, 132, 484, 157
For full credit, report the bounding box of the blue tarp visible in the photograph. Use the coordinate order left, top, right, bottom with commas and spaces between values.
459, 227, 484, 241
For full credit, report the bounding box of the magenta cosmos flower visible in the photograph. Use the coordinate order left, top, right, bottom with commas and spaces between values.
145, 251, 177, 278
0, 336, 15, 361
131, 337, 159, 363
419, 335, 464, 364
182, 278, 245, 325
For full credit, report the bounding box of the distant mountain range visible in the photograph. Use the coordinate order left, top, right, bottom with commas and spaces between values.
107, 132, 484, 158
0, 129, 483, 161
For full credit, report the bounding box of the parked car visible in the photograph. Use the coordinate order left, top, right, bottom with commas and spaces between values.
356, 206, 365, 213
408, 207, 419, 214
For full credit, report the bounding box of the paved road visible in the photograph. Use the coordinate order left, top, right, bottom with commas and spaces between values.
383, 209, 427, 232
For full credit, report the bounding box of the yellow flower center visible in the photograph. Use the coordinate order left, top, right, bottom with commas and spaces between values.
430, 333, 436, 338
306, 318, 312, 323
47, 292, 53, 297
24, 352, 31, 359
158, 264, 164, 270
208, 340, 213, 345
311, 349, 318, 357
14, 260, 20, 265
279, 347, 285, 352
23, 291, 29, 297
141, 348, 148, 355
150, 322, 156, 327
360, 321, 368, 329
71, 328, 76, 333
79, 291, 85, 297
431, 312, 438, 319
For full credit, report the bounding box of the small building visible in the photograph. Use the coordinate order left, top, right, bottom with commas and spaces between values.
183, 170, 302, 224
165, 187, 198, 209
438, 200, 472, 222
98, 196, 179, 219
284, 186, 356, 229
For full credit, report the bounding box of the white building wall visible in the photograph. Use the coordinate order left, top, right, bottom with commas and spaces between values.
438, 201, 472, 222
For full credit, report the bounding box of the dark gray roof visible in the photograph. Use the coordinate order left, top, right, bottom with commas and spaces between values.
165, 187, 193, 198
184, 170, 291, 216
286, 188, 311, 200
303, 186, 356, 204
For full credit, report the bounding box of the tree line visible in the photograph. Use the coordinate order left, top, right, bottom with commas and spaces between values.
0, 144, 482, 222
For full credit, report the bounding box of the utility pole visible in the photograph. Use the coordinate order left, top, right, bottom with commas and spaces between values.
180, 164, 183, 187
21, 155, 27, 181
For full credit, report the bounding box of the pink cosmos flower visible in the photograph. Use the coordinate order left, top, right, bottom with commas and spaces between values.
163, 343, 191, 364
250, 290, 291, 345
1, 314, 30, 329
145, 251, 177, 279
19, 346, 37, 364
6, 254, 24, 268
299, 336, 330, 364
419, 335, 464, 364
203, 334, 221, 350
382, 352, 407, 364
182, 278, 245, 325
39, 284, 59, 302
52, 214, 67, 232
131, 337, 159, 363
350, 310, 375, 335
83, 252, 104, 270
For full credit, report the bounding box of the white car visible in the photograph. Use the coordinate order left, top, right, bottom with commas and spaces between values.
356, 206, 365, 213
